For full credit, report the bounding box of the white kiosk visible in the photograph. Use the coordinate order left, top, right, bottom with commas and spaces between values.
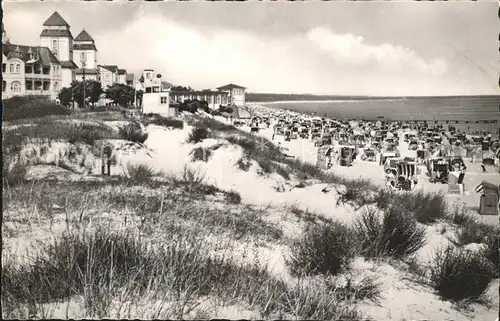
141, 74, 178, 117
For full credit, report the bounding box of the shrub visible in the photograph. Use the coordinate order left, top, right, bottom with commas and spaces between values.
226, 136, 257, 156
355, 206, 427, 259
288, 222, 357, 276
145, 114, 184, 129
1, 228, 285, 319
2, 161, 28, 187
182, 166, 206, 185
188, 116, 235, 132
118, 122, 149, 144
448, 201, 473, 226
186, 127, 209, 144
256, 157, 274, 174
429, 245, 495, 302
127, 164, 157, 183
3, 96, 70, 121
336, 179, 376, 209
236, 158, 252, 171
392, 190, 447, 224
455, 221, 499, 276
275, 165, 291, 180
190, 147, 211, 162
225, 190, 242, 204
279, 282, 362, 320
4, 121, 117, 151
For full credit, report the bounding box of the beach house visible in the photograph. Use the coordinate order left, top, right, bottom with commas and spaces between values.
141, 71, 177, 117
170, 90, 230, 110
216, 84, 246, 107
2, 43, 63, 100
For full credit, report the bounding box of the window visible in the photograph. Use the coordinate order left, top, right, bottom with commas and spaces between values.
53, 51, 58, 59
9, 63, 14, 72
2, 81, 6, 92
53, 82, 59, 91
14, 63, 20, 73
2, 63, 5, 73
160, 96, 168, 105
10, 81, 21, 91
80, 52, 85, 62
52, 39, 58, 50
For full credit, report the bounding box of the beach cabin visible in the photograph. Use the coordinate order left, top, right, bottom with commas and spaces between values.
141, 75, 178, 117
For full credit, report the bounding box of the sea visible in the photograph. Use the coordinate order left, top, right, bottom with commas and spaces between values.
257, 96, 500, 134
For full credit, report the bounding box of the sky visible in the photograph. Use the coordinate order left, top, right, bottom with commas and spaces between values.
3, 1, 499, 96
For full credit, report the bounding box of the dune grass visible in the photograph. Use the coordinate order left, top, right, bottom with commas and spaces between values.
3, 178, 365, 320
3, 96, 71, 122
288, 222, 357, 277
143, 114, 184, 130
429, 245, 496, 303
354, 206, 427, 259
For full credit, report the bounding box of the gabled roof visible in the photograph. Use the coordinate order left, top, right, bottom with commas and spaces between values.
73, 43, 97, 51
118, 69, 127, 75
43, 12, 70, 27
99, 65, 119, 73
74, 29, 94, 42
40, 29, 73, 38
59, 60, 78, 69
2, 43, 59, 66
217, 84, 246, 90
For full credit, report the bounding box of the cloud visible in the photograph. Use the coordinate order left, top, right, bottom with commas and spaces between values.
307, 27, 448, 76
3, 8, 496, 96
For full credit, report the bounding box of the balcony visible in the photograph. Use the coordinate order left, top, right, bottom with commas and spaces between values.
24, 66, 53, 79
25, 79, 52, 93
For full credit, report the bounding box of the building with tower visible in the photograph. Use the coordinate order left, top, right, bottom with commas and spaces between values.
39, 11, 78, 88
2, 11, 134, 102
2, 20, 63, 100
73, 29, 99, 82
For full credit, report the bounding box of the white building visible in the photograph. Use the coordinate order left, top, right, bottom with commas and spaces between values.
98, 65, 119, 88
2, 44, 63, 100
39, 11, 77, 88
170, 90, 229, 110
216, 84, 246, 107
117, 69, 127, 84
141, 73, 177, 117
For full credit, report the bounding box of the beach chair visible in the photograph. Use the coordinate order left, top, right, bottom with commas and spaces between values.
361, 148, 376, 162
428, 158, 449, 184
339, 146, 355, 166
395, 162, 418, 191
408, 140, 418, 151
475, 181, 500, 215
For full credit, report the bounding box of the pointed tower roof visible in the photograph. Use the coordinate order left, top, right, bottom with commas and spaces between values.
43, 11, 70, 27
74, 29, 94, 42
